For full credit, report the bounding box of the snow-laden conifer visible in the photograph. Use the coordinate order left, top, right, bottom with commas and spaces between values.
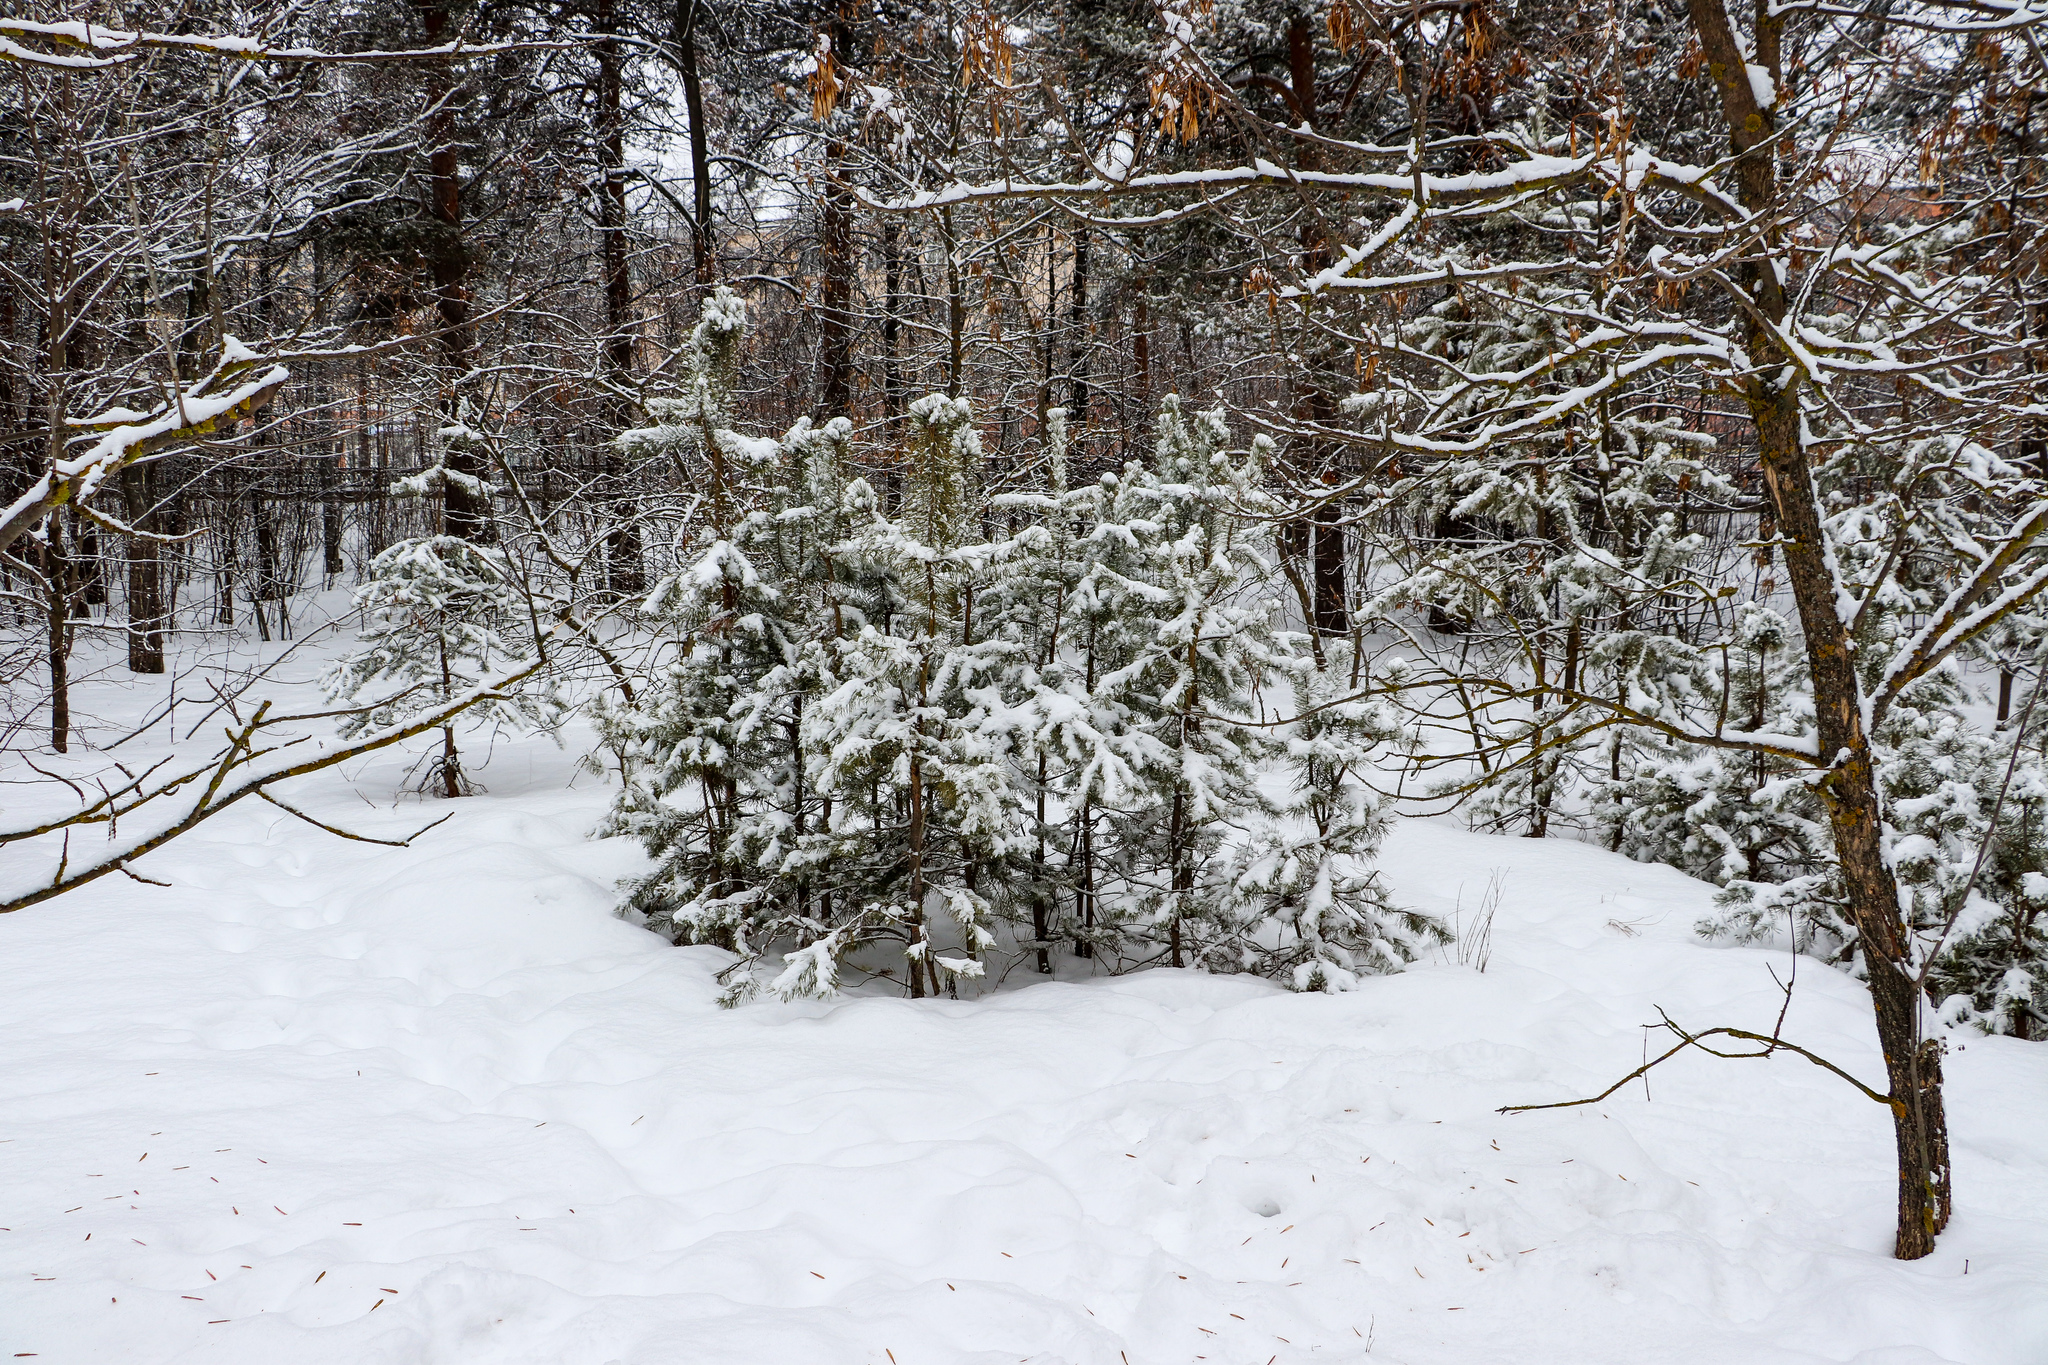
596, 289, 845, 969
323, 535, 558, 797
599, 300, 1431, 1000
1221, 655, 1448, 990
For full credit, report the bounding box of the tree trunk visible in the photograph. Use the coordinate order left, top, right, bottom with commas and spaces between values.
1075, 800, 1095, 960
77, 517, 104, 609
1132, 284, 1150, 436
943, 208, 966, 400
1689, 0, 1949, 1257
438, 635, 464, 798
880, 218, 906, 511
44, 518, 70, 753
321, 459, 345, 582
417, 0, 489, 543
1068, 226, 1090, 436
597, 0, 644, 597
1757, 388, 1951, 1257
41, 283, 72, 749
312, 235, 345, 586
906, 742, 929, 998
121, 464, 165, 673
1033, 752, 1052, 973
252, 493, 279, 642
818, 121, 855, 417
673, 0, 714, 287
1311, 468, 1349, 636
1168, 786, 1187, 967
1284, 16, 1348, 636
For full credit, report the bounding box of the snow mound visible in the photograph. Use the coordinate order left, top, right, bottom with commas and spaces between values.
4, 738, 2044, 1364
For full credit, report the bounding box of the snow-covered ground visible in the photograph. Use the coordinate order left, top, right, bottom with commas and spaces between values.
4, 638, 2046, 1364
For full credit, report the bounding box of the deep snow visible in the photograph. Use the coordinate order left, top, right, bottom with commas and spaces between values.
3, 654, 2046, 1364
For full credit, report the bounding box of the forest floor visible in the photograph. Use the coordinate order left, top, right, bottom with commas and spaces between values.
3, 628, 2045, 1365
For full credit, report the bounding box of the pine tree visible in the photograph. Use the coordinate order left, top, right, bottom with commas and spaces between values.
1600, 605, 1828, 896
597, 289, 845, 965
790, 392, 1020, 1000
323, 534, 558, 798
599, 313, 1430, 1001
1222, 653, 1448, 990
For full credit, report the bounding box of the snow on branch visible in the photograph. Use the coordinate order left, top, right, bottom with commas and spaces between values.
1774, 0, 2048, 34
856, 147, 1743, 220
0, 623, 572, 915
0, 18, 578, 72
0, 347, 287, 558
1872, 499, 2048, 723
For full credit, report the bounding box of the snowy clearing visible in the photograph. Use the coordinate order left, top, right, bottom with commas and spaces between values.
4, 722, 2044, 1365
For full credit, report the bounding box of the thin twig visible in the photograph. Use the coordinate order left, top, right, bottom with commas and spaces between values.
256, 790, 454, 847
1499, 1006, 1895, 1116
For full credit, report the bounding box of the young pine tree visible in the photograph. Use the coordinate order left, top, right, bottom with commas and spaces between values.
324, 534, 558, 797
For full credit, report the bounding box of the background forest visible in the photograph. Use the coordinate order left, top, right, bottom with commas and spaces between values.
6, 0, 2048, 1266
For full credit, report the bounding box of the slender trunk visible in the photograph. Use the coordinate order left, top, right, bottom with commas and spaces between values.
1068, 227, 1090, 435
44, 517, 70, 753
122, 464, 165, 672
789, 699, 807, 920
1076, 621, 1098, 959
882, 222, 905, 418
1759, 383, 1951, 1257
1038, 222, 1058, 437
77, 518, 103, 609
252, 494, 278, 642
1311, 467, 1349, 636
438, 633, 463, 798
597, 0, 644, 595
907, 741, 928, 998
214, 498, 235, 627
1284, 13, 1349, 637
906, 634, 933, 997
1033, 752, 1052, 973
417, 0, 488, 542
818, 792, 834, 927
881, 219, 905, 512
1531, 614, 1581, 839
943, 207, 966, 400
818, 128, 854, 416
311, 237, 345, 584
1526, 638, 1550, 838
673, 0, 714, 286
321, 460, 345, 581
39, 155, 72, 748
1132, 285, 1150, 420
1172, 642, 1202, 954
1076, 800, 1095, 959
1689, 0, 1949, 1259
1167, 786, 1187, 967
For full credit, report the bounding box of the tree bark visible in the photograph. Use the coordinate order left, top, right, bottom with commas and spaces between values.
44, 516, 71, 752
818, 46, 856, 419
597, 0, 644, 596
1068, 226, 1090, 435
1311, 460, 1349, 637
117, 466, 162, 675
1286, 13, 1348, 637
417, 0, 489, 543
320, 459, 345, 582
673, 0, 715, 287
907, 735, 929, 998
881, 218, 905, 511
1689, 0, 1949, 1259
314, 233, 345, 584
1132, 285, 1150, 429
